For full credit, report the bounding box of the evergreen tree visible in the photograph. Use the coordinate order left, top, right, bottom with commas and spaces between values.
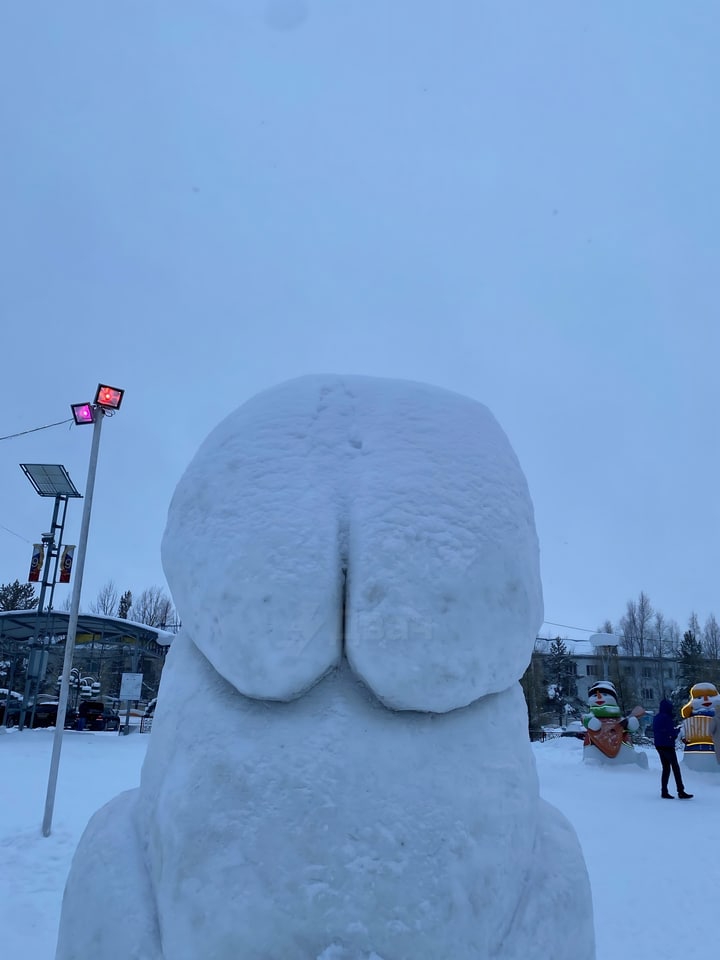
0, 579, 38, 611
117, 590, 132, 619
671, 630, 705, 712
544, 637, 579, 726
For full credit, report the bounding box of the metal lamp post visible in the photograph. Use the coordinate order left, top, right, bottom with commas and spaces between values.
42, 384, 124, 837
17, 464, 82, 732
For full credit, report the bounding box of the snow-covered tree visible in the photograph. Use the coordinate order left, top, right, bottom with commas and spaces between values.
544, 638, 579, 726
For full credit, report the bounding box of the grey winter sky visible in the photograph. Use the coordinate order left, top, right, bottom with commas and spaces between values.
1, 2, 719, 639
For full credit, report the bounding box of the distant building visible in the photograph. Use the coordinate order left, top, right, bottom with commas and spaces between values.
534, 636, 680, 719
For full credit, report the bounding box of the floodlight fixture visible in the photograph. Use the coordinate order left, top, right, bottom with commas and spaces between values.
94, 384, 124, 410
71, 403, 95, 426
20, 464, 82, 499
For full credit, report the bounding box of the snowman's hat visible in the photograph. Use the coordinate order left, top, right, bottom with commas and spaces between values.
588, 680, 618, 702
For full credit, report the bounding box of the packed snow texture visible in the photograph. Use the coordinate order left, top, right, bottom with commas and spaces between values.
57, 376, 594, 959
162, 374, 543, 713
7, 730, 719, 960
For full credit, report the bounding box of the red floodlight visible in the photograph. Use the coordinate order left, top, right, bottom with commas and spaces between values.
71, 403, 95, 425
94, 384, 124, 410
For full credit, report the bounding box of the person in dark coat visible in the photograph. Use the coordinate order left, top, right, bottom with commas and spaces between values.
652, 699, 694, 799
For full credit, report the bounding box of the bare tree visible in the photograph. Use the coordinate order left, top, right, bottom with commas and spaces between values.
619, 591, 654, 657
130, 586, 175, 628
665, 620, 681, 657
649, 611, 666, 658
703, 613, 720, 661
89, 580, 119, 617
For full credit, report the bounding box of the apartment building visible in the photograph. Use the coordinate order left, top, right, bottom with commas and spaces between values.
536, 637, 681, 717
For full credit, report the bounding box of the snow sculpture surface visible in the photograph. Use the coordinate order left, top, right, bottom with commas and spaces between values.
56, 375, 595, 960
582, 680, 648, 768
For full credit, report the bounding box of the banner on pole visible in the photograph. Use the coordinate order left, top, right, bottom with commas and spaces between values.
59, 545, 76, 584
28, 544, 44, 583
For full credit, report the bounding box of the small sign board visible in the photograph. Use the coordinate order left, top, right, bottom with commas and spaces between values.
119, 672, 143, 700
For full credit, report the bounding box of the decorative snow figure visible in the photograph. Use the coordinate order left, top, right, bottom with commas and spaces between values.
56, 375, 595, 960
582, 680, 648, 767
680, 681, 720, 773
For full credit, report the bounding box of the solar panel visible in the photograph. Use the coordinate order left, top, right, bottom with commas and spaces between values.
20, 464, 82, 498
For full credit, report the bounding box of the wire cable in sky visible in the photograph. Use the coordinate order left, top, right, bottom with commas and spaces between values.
542, 620, 597, 634
0, 522, 31, 543
0, 417, 74, 442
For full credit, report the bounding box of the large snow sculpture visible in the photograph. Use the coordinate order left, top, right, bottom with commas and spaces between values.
56, 375, 595, 960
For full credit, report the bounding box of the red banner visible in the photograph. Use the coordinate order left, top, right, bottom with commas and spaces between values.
59, 545, 76, 584
28, 544, 44, 583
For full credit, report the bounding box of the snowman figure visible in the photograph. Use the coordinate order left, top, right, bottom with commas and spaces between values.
582, 680, 647, 767
56, 375, 595, 960
680, 681, 720, 772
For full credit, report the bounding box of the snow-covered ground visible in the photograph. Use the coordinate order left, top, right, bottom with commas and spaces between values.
2, 727, 717, 958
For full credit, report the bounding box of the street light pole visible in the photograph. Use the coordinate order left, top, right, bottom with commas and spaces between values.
17, 465, 82, 733
42, 409, 104, 837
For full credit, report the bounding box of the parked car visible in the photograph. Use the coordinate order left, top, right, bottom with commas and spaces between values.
0, 690, 23, 725
0, 702, 20, 726
77, 700, 120, 731
5, 701, 79, 729
37, 701, 79, 728
561, 729, 587, 740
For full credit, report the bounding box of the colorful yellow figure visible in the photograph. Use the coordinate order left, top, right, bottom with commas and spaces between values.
680, 682, 720, 755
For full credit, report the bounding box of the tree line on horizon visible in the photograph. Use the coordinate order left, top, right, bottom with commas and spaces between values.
595, 589, 720, 661
0, 578, 177, 628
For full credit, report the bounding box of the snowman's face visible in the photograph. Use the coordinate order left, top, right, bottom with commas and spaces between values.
589, 690, 618, 709
690, 685, 720, 712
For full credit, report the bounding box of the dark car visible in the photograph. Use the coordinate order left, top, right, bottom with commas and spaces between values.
8, 701, 78, 729
0, 692, 23, 726
0, 701, 21, 726
77, 700, 120, 731
38, 702, 79, 729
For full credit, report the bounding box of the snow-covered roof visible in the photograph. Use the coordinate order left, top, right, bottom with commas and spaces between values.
537, 638, 596, 656
588, 632, 621, 650
0, 610, 174, 647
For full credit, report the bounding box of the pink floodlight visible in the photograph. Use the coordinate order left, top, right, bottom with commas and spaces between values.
71, 403, 95, 425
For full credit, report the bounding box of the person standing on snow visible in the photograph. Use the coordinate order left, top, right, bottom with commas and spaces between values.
652, 699, 694, 799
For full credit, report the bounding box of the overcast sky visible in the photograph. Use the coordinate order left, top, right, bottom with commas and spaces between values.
1, 1, 718, 639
